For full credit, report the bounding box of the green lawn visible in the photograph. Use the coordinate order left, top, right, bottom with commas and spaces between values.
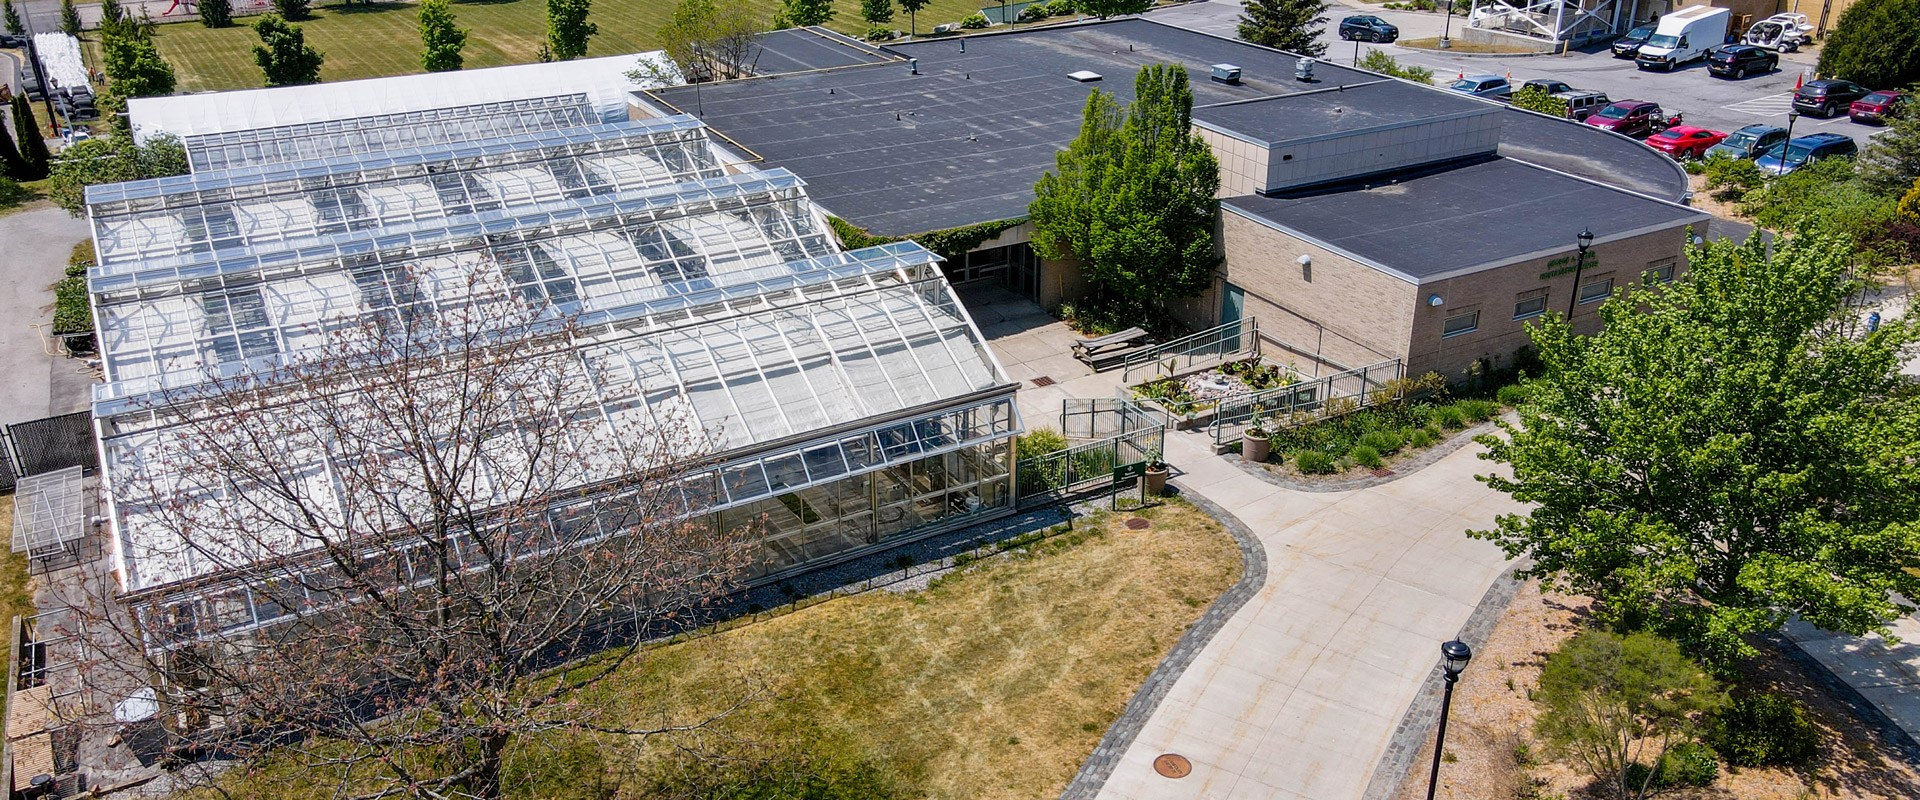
104, 0, 1017, 92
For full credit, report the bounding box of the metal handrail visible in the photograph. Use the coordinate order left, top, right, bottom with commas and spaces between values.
1120, 318, 1260, 382
1211, 358, 1404, 445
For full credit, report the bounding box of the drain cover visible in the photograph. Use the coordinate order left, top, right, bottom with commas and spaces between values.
1126, 517, 1151, 530
1369, 468, 1395, 478
1153, 753, 1193, 778
1031, 376, 1056, 387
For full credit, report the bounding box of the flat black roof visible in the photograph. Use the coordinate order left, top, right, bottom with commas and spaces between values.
647, 19, 1691, 237
1223, 157, 1706, 282
1194, 79, 1492, 144
743, 28, 896, 76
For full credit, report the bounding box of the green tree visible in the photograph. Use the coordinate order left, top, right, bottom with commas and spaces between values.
101, 32, 177, 97
251, 14, 324, 87
1474, 227, 1920, 666
772, 0, 834, 27
1355, 49, 1432, 84
1859, 113, 1920, 196
1030, 64, 1219, 308
1535, 631, 1725, 800
418, 0, 469, 72
647, 0, 763, 83
46, 133, 188, 214
1077, 0, 1148, 18
199, 0, 233, 28
1510, 85, 1569, 117
860, 0, 892, 24
0, 120, 30, 182
1816, 0, 1920, 89
273, 0, 311, 21
98, 0, 124, 28
59, 0, 80, 36
10, 96, 50, 181
3, 0, 22, 36
897, 0, 926, 35
545, 0, 598, 60
1238, 0, 1328, 58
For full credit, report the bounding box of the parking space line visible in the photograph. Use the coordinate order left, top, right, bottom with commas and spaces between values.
1722, 92, 1796, 115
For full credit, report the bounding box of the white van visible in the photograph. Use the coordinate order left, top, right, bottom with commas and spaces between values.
1634, 6, 1729, 71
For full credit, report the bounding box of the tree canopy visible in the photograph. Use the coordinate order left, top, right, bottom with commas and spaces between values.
198, 0, 232, 28
101, 33, 178, 97
10, 96, 50, 181
1077, 0, 1149, 18
1816, 0, 1920, 89
1474, 227, 1920, 666
772, 0, 834, 27
649, 0, 764, 83
1029, 64, 1220, 307
1536, 630, 1724, 800
3, 0, 22, 36
252, 14, 324, 86
546, 0, 599, 60
897, 0, 927, 35
1238, 0, 1329, 58
47, 133, 189, 213
1860, 112, 1920, 197
860, 0, 893, 24
59, 0, 79, 36
418, 0, 469, 72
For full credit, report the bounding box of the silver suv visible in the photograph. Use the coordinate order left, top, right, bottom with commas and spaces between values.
1554, 90, 1613, 122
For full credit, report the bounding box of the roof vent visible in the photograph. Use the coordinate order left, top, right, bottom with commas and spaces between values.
1068, 70, 1102, 83
1210, 64, 1242, 84
910, 58, 919, 75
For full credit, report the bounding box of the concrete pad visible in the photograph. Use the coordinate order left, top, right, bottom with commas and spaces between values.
0, 207, 94, 428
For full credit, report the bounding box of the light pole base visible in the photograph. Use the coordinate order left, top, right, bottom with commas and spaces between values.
1439, 37, 1452, 49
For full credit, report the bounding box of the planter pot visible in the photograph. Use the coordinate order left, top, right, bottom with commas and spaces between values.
1144, 465, 1168, 496
1242, 431, 1271, 463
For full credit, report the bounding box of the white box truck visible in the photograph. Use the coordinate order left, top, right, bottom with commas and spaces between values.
1634, 6, 1730, 71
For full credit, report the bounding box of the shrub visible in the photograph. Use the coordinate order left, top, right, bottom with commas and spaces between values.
1015, 427, 1069, 461
1816, 0, 1920, 89
1351, 445, 1382, 468
1708, 692, 1820, 767
866, 24, 894, 40
1046, 0, 1074, 13
1406, 428, 1435, 449
1704, 154, 1765, 204
1358, 430, 1402, 454
1683, 159, 1708, 175
959, 11, 989, 28
1018, 4, 1048, 20
1536, 631, 1724, 800
1293, 449, 1336, 474
1430, 405, 1469, 429
1423, 423, 1445, 440
1456, 399, 1498, 422
1496, 382, 1532, 407
1658, 740, 1720, 788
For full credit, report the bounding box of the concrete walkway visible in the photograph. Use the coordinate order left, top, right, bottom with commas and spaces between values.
1090, 427, 1519, 800
1783, 617, 1920, 749
0, 206, 95, 429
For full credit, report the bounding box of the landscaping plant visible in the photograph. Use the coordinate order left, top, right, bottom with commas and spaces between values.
1707, 691, 1820, 767
1535, 630, 1725, 800
1238, 0, 1329, 58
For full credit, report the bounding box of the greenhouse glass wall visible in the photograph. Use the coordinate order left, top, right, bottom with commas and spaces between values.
85, 106, 1021, 638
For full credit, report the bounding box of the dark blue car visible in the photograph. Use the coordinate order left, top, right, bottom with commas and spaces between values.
1754, 132, 1858, 175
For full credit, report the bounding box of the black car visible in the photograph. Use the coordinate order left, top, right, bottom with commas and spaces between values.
1521, 79, 1575, 96
1338, 16, 1399, 43
1706, 44, 1777, 79
0, 33, 28, 48
1793, 79, 1871, 117
1611, 25, 1654, 58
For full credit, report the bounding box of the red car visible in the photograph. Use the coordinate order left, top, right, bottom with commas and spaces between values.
1850, 90, 1909, 124
1645, 126, 1728, 159
1582, 100, 1678, 138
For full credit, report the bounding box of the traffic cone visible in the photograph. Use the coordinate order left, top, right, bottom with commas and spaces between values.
1795, 72, 1803, 89
1458, 71, 1465, 80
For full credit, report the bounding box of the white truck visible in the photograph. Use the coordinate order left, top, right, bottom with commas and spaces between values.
1634, 6, 1730, 71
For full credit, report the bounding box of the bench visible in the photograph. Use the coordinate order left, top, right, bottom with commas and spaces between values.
1072, 327, 1155, 372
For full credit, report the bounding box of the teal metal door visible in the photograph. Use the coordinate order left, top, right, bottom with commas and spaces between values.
1221, 283, 1245, 327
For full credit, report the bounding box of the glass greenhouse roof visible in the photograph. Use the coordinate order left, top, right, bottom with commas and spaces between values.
91, 169, 832, 405
88, 116, 722, 268
102, 244, 1014, 593
181, 94, 601, 173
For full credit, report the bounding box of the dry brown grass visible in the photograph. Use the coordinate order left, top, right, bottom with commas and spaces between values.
0, 495, 36, 721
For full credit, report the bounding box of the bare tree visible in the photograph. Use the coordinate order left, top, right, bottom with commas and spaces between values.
641, 0, 765, 84
79, 262, 755, 799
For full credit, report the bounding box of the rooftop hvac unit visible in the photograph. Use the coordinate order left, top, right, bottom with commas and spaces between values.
1210, 64, 1242, 84
1067, 70, 1102, 82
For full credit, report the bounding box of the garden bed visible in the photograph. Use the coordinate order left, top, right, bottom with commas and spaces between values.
1241, 393, 1509, 479
1130, 357, 1298, 428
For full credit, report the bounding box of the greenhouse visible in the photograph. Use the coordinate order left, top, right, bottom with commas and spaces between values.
86, 106, 1020, 632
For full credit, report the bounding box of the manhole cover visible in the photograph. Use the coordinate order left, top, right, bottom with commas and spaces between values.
1126, 517, 1151, 530
1369, 468, 1395, 478
1031, 376, 1056, 387
1153, 753, 1193, 778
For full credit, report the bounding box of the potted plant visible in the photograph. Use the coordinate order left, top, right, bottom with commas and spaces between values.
1144, 447, 1169, 495
1243, 418, 1271, 463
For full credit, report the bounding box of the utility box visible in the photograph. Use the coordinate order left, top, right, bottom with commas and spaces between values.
1210, 64, 1242, 84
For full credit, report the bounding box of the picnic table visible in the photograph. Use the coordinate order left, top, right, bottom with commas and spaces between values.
1072, 327, 1155, 372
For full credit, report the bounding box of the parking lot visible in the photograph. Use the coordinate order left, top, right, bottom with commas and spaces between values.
1149, 0, 1894, 146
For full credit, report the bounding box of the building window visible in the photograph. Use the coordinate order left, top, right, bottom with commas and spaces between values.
1513, 290, 1548, 321
1442, 310, 1480, 338
1578, 277, 1614, 305
1644, 259, 1676, 284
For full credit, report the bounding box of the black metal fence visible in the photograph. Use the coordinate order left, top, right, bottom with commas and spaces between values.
0, 412, 98, 494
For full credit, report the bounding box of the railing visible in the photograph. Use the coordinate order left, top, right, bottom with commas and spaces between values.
1060, 398, 1168, 442
1015, 426, 1164, 508
1120, 318, 1259, 383
1211, 359, 1404, 446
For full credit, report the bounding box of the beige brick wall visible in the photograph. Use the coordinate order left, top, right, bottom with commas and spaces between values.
1195, 126, 1269, 198
1217, 209, 1418, 371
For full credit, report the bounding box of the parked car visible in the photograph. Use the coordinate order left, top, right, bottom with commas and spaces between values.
1754, 132, 1858, 175
1555, 90, 1613, 121
1706, 44, 1777, 79
1612, 24, 1655, 58
1793, 79, 1871, 117
1849, 90, 1909, 124
1704, 124, 1789, 160
1446, 75, 1513, 101
1742, 12, 1812, 51
1635, 6, 1729, 71
1339, 15, 1399, 43
1645, 126, 1728, 159
60, 126, 91, 145
0, 33, 28, 48
1583, 101, 1676, 138
1521, 79, 1575, 96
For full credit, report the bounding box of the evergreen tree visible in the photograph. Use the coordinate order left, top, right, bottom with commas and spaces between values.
1076, 0, 1148, 17
273, 0, 311, 21
101, 32, 176, 96
0, 120, 30, 182
99, 0, 124, 27
418, 0, 468, 72
251, 14, 324, 87
59, 0, 80, 36
1239, 0, 1329, 58
860, 0, 891, 24
1030, 64, 1220, 306
897, 0, 926, 35
1816, 0, 1920, 89
545, 0, 597, 60
771, 0, 833, 27
3, 0, 22, 36
11, 96, 50, 181
1859, 113, 1920, 196
199, 0, 233, 28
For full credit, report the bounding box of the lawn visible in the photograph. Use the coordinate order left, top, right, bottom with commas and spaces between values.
194, 500, 1243, 799
100, 0, 1020, 92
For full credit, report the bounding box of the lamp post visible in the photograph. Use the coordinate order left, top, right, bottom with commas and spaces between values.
1424, 640, 1474, 800
1775, 109, 1801, 176
1441, 0, 1456, 49
1565, 227, 1594, 320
